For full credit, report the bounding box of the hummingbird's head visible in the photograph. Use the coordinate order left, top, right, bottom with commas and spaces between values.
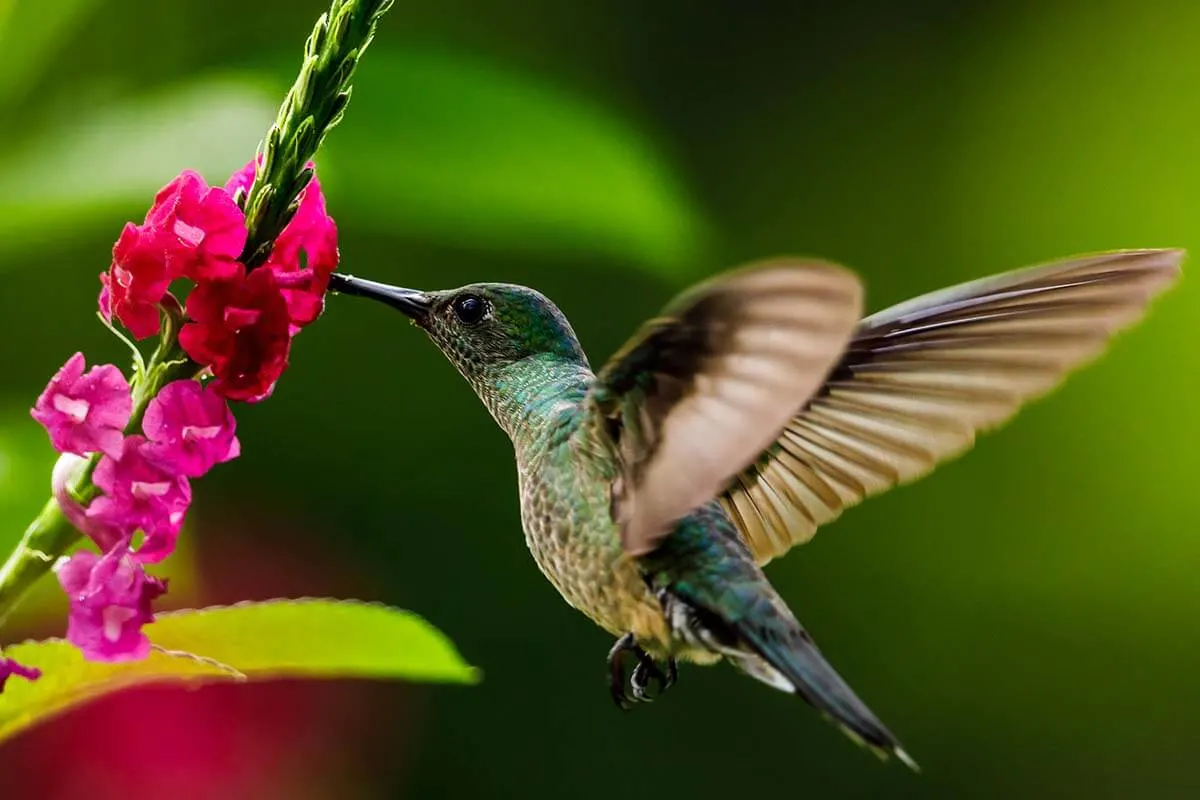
328, 274, 589, 385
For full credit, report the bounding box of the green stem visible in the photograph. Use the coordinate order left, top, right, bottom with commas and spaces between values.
239, 0, 394, 267
0, 500, 78, 628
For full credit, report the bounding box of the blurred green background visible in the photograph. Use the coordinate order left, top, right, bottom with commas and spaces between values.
2, 0, 1200, 797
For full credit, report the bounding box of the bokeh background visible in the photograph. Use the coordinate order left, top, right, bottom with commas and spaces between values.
2, 0, 1199, 797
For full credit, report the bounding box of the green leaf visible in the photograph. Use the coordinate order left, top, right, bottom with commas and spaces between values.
320, 48, 707, 274
0, 598, 478, 742
0, 75, 278, 263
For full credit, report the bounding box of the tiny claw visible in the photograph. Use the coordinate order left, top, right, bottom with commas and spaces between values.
607, 633, 636, 711
631, 658, 665, 702
611, 671, 633, 711
631, 653, 679, 703
664, 657, 678, 690
607, 634, 679, 708
630, 661, 657, 702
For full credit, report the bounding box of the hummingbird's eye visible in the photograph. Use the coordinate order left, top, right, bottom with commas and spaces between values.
452, 294, 487, 325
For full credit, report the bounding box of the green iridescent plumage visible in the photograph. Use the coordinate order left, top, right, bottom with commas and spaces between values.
329, 248, 1181, 770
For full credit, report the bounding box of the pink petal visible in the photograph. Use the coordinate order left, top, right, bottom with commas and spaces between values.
91, 428, 127, 462
178, 267, 292, 403
224, 158, 259, 197
51, 454, 127, 553
92, 436, 192, 550
80, 365, 135, 424
55, 549, 99, 595
145, 171, 205, 231
195, 187, 247, 260
98, 273, 113, 321
31, 354, 131, 458
146, 170, 248, 281
120, 299, 166, 341
91, 452, 118, 495
0, 657, 40, 692
82, 496, 139, 552
57, 352, 86, 385
263, 171, 338, 329
107, 223, 172, 339
173, 219, 206, 246
142, 380, 239, 477
134, 513, 185, 565
55, 549, 166, 663
52, 394, 90, 423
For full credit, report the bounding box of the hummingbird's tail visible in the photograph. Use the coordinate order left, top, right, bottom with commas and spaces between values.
645, 505, 915, 768
727, 612, 918, 771
662, 576, 916, 771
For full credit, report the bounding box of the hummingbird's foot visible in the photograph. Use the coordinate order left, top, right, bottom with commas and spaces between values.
607, 633, 678, 709
630, 655, 677, 702
608, 633, 638, 709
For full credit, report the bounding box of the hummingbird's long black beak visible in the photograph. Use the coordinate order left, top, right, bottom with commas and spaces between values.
327, 273, 432, 322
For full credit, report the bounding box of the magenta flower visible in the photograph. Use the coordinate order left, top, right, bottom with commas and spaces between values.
0, 657, 40, 692
98, 274, 113, 321
223, 157, 260, 198
92, 436, 192, 547
130, 516, 185, 566
178, 265, 293, 403
84, 497, 184, 566
267, 175, 339, 327
52, 453, 126, 554
143, 380, 240, 477
55, 549, 167, 662
226, 158, 339, 330
105, 223, 172, 340
145, 170, 247, 281
31, 353, 132, 460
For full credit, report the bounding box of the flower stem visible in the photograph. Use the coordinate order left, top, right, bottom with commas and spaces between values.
239, 0, 394, 268
0, 500, 77, 627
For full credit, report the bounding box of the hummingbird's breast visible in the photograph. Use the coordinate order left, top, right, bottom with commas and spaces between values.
514, 411, 672, 653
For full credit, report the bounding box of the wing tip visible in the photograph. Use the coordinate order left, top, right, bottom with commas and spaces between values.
1096, 246, 1185, 264
726, 255, 866, 307
1069, 246, 1185, 293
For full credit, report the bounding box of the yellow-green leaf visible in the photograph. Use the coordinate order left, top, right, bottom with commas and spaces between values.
0, 598, 478, 743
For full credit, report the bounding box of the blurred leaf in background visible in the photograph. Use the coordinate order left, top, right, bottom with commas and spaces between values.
0, 77, 278, 261
0, 0, 102, 111
321, 48, 705, 274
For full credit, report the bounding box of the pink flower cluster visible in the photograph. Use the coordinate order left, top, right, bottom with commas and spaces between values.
33, 355, 239, 662
102, 159, 338, 401
2, 162, 338, 687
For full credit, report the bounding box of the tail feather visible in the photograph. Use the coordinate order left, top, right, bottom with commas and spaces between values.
645, 505, 916, 769
732, 618, 918, 771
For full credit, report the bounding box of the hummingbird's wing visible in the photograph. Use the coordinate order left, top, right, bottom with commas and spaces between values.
590, 260, 864, 556
719, 248, 1183, 565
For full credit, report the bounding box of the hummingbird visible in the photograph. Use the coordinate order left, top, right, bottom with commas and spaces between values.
328, 248, 1181, 769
